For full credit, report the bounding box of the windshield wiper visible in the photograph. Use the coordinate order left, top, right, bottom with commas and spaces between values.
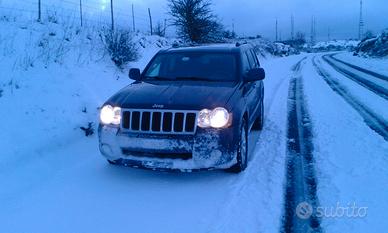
174, 76, 212, 81
144, 76, 175, 81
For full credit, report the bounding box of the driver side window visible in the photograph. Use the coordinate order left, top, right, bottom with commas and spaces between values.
145, 57, 162, 77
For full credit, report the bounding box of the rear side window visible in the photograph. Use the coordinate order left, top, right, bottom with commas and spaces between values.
246, 50, 259, 69
250, 50, 260, 67
241, 52, 251, 73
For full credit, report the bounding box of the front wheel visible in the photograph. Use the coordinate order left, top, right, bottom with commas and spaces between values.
226, 119, 248, 173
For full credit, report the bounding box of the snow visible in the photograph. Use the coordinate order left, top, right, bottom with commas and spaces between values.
0, 14, 295, 233
302, 54, 388, 233
334, 52, 388, 76
317, 55, 388, 121
1, 9, 388, 233
312, 40, 359, 50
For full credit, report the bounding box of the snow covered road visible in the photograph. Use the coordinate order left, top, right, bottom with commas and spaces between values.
1, 52, 387, 233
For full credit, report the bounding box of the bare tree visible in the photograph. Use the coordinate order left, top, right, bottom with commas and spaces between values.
154, 21, 166, 37
168, 0, 224, 43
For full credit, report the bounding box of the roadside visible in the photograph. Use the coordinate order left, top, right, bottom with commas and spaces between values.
302, 54, 388, 233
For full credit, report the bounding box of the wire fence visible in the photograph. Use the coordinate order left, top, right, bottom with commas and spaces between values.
0, 0, 171, 35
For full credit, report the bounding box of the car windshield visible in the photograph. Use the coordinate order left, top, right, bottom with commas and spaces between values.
143, 52, 238, 82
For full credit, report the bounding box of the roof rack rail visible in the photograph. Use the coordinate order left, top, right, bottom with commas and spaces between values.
235, 41, 248, 47
172, 42, 200, 48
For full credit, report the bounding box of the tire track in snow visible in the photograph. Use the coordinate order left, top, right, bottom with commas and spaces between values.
313, 57, 388, 141
322, 54, 388, 100
330, 54, 388, 82
264, 57, 307, 118
281, 57, 322, 233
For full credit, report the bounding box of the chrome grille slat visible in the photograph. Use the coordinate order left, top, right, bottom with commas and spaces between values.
121, 109, 198, 135
160, 112, 164, 131
183, 113, 187, 132
171, 112, 176, 132
139, 112, 143, 131
149, 112, 154, 132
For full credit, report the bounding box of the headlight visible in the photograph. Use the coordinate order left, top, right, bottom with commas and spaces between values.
198, 107, 231, 128
100, 105, 121, 125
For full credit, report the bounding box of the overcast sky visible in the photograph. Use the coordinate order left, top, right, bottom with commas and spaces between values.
118, 0, 388, 40
3, 0, 387, 41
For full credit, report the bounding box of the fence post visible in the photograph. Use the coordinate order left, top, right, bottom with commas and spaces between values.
110, 0, 114, 30
132, 4, 135, 32
38, 0, 41, 22
148, 8, 153, 35
79, 0, 83, 27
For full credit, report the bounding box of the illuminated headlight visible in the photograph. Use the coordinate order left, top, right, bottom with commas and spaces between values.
198, 107, 231, 128
100, 105, 121, 125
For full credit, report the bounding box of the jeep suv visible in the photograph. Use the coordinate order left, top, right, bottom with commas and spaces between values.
98, 43, 265, 173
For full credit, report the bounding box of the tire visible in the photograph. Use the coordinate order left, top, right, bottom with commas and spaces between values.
226, 119, 248, 173
107, 159, 119, 165
252, 99, 264, 131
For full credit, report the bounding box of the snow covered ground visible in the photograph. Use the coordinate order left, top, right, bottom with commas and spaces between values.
335, 52, 388, 76
1, 13, 388, 233
0, 16, 298, 233
304, 54, 388, 232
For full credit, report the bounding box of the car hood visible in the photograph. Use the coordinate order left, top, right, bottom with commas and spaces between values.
106, 81, 239, 110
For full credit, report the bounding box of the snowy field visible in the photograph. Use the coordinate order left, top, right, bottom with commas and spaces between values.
1, 15, 388, 233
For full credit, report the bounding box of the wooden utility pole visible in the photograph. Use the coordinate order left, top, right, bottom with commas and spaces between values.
291, 14, 294, 40
79, 0, 83, 27
148, 8, 153, 35
358, 0, 364, 40
275, 18, 278, 41
110, 0, 114, 30
232, 19, 235, 36
38, 0, 41, 22
163, 19, 167, 36
132, 4, 135, 32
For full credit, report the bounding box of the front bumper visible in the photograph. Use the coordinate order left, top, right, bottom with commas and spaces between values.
98, 125, 238, 171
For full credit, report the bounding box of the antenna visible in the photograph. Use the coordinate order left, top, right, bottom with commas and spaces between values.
359, 0, 364, 40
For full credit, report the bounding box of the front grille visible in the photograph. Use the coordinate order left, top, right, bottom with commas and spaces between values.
121, 109, 198, 135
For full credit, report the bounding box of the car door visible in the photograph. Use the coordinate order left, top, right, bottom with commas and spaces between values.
249, 49, 264, 104
245, 49, 262, 121
241, 50, 258, 124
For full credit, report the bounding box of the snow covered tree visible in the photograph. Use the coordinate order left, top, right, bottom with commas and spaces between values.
168, 0, 224, 43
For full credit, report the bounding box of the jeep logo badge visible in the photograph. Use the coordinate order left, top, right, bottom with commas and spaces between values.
152, 104, 164, 109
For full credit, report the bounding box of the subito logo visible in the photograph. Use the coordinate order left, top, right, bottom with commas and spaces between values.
296, 202, 313, 219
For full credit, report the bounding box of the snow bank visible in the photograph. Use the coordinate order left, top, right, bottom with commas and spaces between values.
0, 15, 170, 170
236, 38, 299, 58
308, 40, 360, 52
354, 29, 388, 57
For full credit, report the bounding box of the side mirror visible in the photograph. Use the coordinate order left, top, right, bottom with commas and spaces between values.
245, 68, 265, 82
129, 68, 141, 81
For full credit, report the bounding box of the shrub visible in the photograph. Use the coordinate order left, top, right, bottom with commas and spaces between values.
101, 30, 139, 67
